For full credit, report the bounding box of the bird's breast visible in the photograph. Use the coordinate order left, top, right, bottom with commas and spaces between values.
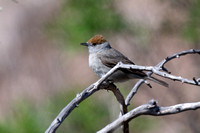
89, 53, 110, 78
89, 53, 131, 82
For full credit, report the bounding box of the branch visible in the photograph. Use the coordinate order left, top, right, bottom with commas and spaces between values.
45, 84, 98, 133
125, 79, 145, 106
45, 63, 123, 133
125, 49, 200, 106
116, 63, 199, 86
97, 100, 200, 133
105, 83, 129, 133
46, 49, 200, 133
156, 49, 200, 70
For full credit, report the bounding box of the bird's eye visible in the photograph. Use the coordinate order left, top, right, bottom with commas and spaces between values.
93, 43, 97, 46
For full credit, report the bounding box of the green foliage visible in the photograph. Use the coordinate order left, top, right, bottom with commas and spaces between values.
0, 90, 110, 133
130, 116, 157, 133
0, 101, 44, 133
0, 89, 157, 133
183, 0, 200, 43
46, 0, 126, 51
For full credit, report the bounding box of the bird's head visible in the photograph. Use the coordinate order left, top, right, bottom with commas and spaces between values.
81, 35, 111, 54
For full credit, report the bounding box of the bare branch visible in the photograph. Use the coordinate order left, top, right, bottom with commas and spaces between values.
46, 49, 200, 133
116, 63, 200, 86
125, 49, 200, 109
125, 79, 145, 106
106, 83, 129, 133
45, 63, 121, 133
45, 84, 98, 133
45, 63, 125, 133
97, 100, 200, 133
156, 49, 200, 69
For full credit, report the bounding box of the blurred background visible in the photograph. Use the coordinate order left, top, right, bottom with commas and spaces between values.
0, 0, 200, 133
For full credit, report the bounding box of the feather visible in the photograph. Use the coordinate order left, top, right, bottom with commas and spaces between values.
98, 48, 147, 78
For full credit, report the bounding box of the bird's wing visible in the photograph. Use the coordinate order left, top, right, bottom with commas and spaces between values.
99, 49, 134, 67
98, 49, 146, 77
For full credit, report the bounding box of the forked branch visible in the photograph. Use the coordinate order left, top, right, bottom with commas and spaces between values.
46, 49, 200, 133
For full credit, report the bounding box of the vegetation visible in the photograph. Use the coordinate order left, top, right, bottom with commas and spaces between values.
1, 0, 199, 132
46, 0, 126, 51
183, 0, 200, 43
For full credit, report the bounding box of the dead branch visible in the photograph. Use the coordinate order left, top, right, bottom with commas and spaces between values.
125, 49, 200, 106
46, 49, 200, 133
97, 100, 200, 133
104, 83, 129, 133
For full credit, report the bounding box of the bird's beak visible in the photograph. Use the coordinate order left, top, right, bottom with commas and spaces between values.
80, 43, 88, 47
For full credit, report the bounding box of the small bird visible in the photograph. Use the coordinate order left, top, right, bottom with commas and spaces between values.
81, 35, 168, 87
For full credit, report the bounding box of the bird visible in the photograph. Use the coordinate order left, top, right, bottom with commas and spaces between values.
81, 35, 168, 87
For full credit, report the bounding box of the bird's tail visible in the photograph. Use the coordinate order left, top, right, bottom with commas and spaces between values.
146, 76, 168, 88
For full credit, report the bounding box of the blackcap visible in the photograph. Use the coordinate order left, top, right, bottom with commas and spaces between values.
81, 35, 168, 87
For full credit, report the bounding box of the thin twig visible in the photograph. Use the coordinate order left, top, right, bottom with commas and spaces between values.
125, 79, 145, 106
156, 49, 200, 69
